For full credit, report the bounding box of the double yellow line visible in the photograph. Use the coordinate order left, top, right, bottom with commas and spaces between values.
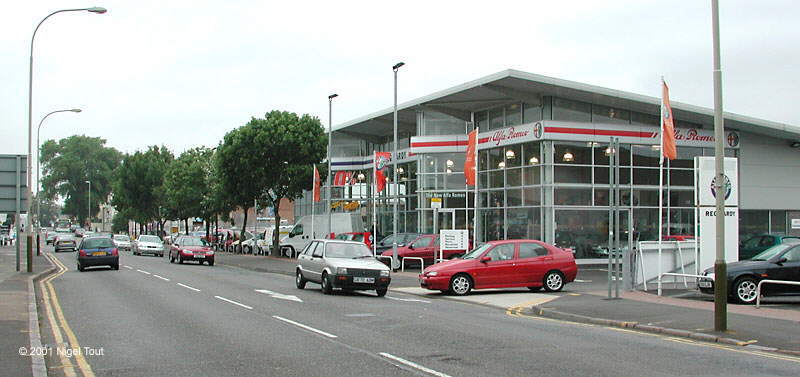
40, 253, 95, 377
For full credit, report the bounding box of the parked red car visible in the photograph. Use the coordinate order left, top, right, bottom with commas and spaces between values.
169, 236, 215, 266
381, 234, 467, 265
419, 239, 577, 295
334, 232, 374, 250
662, 235, 695, 241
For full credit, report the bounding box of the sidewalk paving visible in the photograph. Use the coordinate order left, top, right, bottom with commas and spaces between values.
0, 245, 52, 377
528, 289, 800, 354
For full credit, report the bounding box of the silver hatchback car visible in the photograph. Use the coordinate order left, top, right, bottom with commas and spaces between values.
295, 239, 391, 296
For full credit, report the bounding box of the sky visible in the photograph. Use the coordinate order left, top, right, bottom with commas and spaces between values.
2, 0, 799, 162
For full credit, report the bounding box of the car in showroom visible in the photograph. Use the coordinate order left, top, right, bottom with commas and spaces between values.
295, 239, 391, 296
169, 236, 215, 266
374, 232, 423, 255
380, 234, 467, 266
133, 234, 165, 257
113, 234, 132, 251
77, 236, 119, 271
54, 233, 78, 252
419, 239, 578, 296
698, 240, 800, 304
738, 233, 800, 261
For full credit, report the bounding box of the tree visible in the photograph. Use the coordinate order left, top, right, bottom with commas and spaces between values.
40, 135, 122, 226
112, 209, 132, 234
164, 147, 213, 235
111, 146, 173, 236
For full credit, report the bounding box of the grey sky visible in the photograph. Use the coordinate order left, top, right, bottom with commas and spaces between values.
2, 0, 799, 160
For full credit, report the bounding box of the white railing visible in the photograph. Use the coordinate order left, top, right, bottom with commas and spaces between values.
657, 273, 712, 296
756, 279, 800, 308
401, 257, 424, 273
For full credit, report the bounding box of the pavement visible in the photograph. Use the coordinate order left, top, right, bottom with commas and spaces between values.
217, 253, 800, 354
0, 241, 53, 377
36, 248, 800, 376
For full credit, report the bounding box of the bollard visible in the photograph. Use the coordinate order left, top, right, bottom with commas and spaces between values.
27, 235, 33, 273
36, 233, 41, 255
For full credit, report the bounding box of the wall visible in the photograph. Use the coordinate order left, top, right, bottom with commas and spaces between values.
738, 131, 800, 210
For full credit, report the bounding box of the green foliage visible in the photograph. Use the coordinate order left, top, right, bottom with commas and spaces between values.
163, 147, 213, 222
112, 209, 132, 234
34, 195, 61, 227
111, 146, 174, 225
40, 135, 121, 225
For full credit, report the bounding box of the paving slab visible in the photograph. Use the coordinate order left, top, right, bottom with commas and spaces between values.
393, 286, 559, 310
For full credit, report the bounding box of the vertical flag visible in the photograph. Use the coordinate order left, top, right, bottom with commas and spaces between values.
333, 171, 354, 186
464, 129, 478, 185
661, 79, 678, 161
312, 165, 321, 202
374, 152, 391, 193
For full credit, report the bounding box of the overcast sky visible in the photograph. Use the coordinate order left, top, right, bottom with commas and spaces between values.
2, 0, 799, 159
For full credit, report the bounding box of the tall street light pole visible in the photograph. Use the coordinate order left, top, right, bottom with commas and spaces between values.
85, 180, 91, 229
327, 94, 338, 238
711, 0, 728, 332
36, 108, 81, 255
391, 62, 404, 271
26, 6, 107, 264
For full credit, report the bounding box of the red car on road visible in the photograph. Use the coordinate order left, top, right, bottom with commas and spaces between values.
169, 236, 215, 266
419, 239, 577, 295
381, 234, 467, 265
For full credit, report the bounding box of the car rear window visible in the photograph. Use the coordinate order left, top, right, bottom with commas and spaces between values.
139, 235, 161, 243
82, 238, 115, 249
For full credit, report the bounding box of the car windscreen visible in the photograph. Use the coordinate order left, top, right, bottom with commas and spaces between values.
181, 237, 208, 246
324, 242, 373, 258
750, 243, 797, 261
113, 235, 130, 241
139, 235, 161, 243
82, 238, 115, 249
462, 243, 491, 259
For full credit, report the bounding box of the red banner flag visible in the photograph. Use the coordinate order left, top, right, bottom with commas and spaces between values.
374, 152, 391, 193
333, 171, 354, 186
661, 80, 677, 161
312, 165, 321, 202
464, 129, 478, 186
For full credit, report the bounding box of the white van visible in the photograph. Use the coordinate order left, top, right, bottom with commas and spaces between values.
280, 214, 364, 257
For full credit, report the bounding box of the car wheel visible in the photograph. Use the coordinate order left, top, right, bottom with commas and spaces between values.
244, 246, 252, 254
449, 273, 472, 296
543, 271, 565, 292
528, 286, 542, 292
112, 264, 119, 270
376, 288, 388, 297
208, 261, 214, 266
169, 253, 174, 263
77, 263, 84, 272
321, 272, 333, 295
734, 277, 759, 304
296, 270, 307, 289
178, 257, 183, 264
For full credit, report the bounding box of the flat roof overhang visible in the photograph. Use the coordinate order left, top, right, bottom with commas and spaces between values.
335, 69, 800, 142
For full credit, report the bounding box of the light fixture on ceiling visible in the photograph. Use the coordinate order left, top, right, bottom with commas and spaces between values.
604, 147, 615, 156
529, 156, 539, 165
397, 167, 404, 174
651, 145, 661, 151
446, 159, 454, 167
498, 161, 506, 168
587, 142, 599, 147
562, 151, 574, 162
357, 173, 366, 181
446, 168, 453, 174
505, 149, 515, 159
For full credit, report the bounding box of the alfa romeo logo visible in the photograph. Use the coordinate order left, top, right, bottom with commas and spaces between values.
533, 122, 543, 139
376, 155, 389, 170
710, 175, 732, 200
726, 132, 739, 148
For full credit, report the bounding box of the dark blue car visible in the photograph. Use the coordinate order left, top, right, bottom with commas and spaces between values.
77, 236, 119, 271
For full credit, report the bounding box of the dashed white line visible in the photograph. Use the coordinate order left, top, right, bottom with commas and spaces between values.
574, 279, 592, 283
136, 269, 151, 275
177, 283, 201, 292
123, 265, 133, 269
214, 296, 253, 310
153, 274, 170, 281
272, 315, 337, 338
386, 296, 431, 303
379, 352, 452, 377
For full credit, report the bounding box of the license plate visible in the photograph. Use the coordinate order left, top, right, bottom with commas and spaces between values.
699, 281, 712, 288
353, 277, 374, 283
194, 254, 205, 258
92, 252, 105, 256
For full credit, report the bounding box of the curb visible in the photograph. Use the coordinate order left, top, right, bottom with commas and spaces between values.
28, 254, 58, 377
527, 304, 800, 356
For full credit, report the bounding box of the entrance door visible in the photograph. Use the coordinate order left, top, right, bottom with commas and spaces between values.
434, 209, 455, 233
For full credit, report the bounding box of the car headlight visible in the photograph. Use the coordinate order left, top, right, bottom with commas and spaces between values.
426, 271, 438, 277
206, 250, 214, 255
183, 249, 194, 254
336, 267, 348, 275
380, 270, 390, 277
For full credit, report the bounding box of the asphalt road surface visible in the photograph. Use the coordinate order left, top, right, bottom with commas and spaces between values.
38, 246, 800, 377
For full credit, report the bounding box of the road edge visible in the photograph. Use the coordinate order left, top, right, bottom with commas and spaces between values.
526, 304, 800, 358
28, 255, 57, 377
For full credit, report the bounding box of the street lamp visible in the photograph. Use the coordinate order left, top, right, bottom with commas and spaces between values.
35, 108, 81, 254
327, 93, 338, 239
85, 180, 91, 228
25, 6, 107, 268
391, 61, 404, 270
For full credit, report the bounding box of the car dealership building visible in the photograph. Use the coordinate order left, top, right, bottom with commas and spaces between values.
294, 69, 800, 259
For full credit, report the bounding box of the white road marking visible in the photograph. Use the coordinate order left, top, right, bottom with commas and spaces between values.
379, 352, 452, 377
255, 289, 303, 303
573, 279, 592, 283
386, 296, 431, 303
177, 283, 201, 292
214, 296, 253, 310
272, 315, 337, 338
136, 269, 151, 275
123, 265, 133, 269
153, 274, 170, 281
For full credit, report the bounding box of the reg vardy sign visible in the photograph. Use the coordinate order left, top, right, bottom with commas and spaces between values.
694, 156, 739, 271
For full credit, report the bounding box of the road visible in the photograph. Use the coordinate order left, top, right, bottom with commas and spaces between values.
38, 246, 800, 377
